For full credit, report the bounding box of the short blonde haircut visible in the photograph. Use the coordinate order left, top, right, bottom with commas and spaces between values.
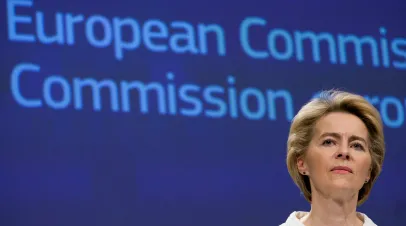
286, 90, 385, 205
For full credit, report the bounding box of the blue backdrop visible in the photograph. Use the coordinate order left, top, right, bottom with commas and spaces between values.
1, 0, 406, 225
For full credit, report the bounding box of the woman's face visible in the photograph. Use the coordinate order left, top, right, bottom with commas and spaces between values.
297, 112, 372, 199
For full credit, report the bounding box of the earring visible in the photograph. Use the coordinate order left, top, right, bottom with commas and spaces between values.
365, 179, 369, 183
302, 172, 306, 175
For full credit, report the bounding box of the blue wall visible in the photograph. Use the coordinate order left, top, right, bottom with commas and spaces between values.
1, 0, 405, 225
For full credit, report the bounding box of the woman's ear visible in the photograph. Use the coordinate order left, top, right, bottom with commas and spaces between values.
297, 157, 308, 175
366, 167, 372, 182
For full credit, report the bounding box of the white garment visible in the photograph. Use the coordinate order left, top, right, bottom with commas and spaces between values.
280, 211, 377, 226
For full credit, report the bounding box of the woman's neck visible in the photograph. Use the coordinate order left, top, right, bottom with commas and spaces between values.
302, 190, 363, 226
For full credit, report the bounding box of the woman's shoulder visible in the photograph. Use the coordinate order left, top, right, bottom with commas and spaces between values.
279, 211, 377, 226
358, 212, 377, 226
279, 211, 307, 226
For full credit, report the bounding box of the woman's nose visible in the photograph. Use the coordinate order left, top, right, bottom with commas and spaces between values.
336, 146, 351, 160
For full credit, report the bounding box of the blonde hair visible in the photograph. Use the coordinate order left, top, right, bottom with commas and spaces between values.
286, 90, 385, 205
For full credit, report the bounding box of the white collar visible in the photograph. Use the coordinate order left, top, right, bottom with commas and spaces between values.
280, 211, 377, 226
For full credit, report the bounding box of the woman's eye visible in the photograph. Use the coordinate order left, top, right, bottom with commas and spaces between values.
322, 139, 335, 146
351, 142, 365, 151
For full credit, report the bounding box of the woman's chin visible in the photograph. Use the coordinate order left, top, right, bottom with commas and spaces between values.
329, 180, 362, 195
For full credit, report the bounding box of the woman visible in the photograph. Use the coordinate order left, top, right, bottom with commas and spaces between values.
280, 90, 385, 226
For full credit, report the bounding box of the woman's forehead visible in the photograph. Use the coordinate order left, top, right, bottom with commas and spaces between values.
313, 112, 369, 138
